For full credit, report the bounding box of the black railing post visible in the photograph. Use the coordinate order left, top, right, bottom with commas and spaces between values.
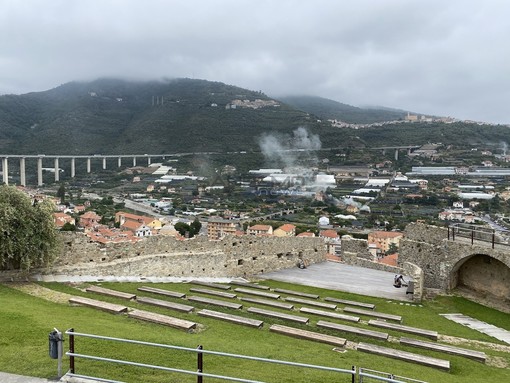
452, 226, 455, 241
68, 328, 75, 374
352, 365, 356, 383
471, 229, 474, 245
492, 230, 495, 249
447, 226, 450, 240
197, 345, 203, 383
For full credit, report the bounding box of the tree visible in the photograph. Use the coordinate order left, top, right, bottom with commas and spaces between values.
0, 185, 60, 271
56, 184, 66, 204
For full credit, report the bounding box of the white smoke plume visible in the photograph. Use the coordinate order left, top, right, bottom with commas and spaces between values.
259, 127, 321, 168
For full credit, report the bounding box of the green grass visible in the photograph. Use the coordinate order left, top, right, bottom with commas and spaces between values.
1, 281, 509, 382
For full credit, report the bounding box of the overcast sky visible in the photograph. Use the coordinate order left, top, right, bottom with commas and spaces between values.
1, 0, 509, 123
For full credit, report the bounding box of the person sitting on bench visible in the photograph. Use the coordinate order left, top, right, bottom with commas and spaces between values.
393, 274, 408, 288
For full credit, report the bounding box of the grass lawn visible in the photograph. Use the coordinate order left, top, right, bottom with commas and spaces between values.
0, 281, 509, 382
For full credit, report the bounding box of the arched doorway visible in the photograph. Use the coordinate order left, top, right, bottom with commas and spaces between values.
451, 254, 510, 300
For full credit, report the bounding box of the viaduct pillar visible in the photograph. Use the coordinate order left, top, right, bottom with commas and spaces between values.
395, 149, 399, 161
54, 158, 60, 182
37, 157, 43, 186
86, 158, 91, 173
102, 157, 107, 170
19, 157, 26, 186
71, 158, 75, 178
133, 157, 137, 167
118, 157, 122, 167
1, 157, 8, 185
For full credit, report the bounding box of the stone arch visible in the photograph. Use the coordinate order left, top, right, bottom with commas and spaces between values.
450, 253, 510, 301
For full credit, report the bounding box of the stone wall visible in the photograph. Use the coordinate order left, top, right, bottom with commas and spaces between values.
404, 222, 448, 245
44, 233, 327, 278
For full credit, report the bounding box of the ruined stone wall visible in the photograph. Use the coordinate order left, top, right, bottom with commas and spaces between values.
47, 233, 327, 278
404, 223, 448, 245
340, 237, 404, 274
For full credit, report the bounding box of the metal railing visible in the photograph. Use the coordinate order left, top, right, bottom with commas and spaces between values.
359, 368, 428, 383
65, 329, 357, 383
448, 223, 510, 249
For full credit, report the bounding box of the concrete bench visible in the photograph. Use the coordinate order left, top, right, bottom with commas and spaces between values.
240, 297, 294, 310
400, 337, 487, 363
247, 307, 309, 324
284, 297, 337, 310
324, 297, 375, 310
357, 342, 450, 371
187, 295, 242, 310
69, 296, 128, 314
229, 281, 271, 290
189, 288, 237, 299
343, 307, 402, 322
234, 288, 280, 300
270, 324, 346, 347
189, 280, 231, 290
198, 309, 263, 328
85, 285, 136, 300
369, 320, 438, 340
317, 320, 389, 340
299, 307, 360, 323
137, 286, 186, 299
128, 309, 197, 332
274, 288, 319, 299
136, 296, 194, 313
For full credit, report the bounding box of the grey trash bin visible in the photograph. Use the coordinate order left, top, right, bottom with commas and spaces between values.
48, 330, 60, 359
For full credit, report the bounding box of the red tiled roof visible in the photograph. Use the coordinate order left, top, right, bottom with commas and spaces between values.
277, 224, 296, 232
378, 253, 398, 266
297, 232, 315, 237
249, 225, 272, 231
369, 231, 403, 239
319, 229, 338, 239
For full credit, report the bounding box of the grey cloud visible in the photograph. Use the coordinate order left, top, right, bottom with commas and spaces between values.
0, 0, 509, 123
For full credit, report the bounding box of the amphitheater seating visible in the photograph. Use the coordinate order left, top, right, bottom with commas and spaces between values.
399, 337, 487, 363
128, 309, 197, 332
284, 297, 337, 310
198, 309, 264, 328
299, 307, 360, 323
357, 342, 450, 371
343, 307, 401, 322
229, 281, 271, 290
324, 297, 375, 310
317, 320, 389, 340
240, 297, 294, 310
233, 288, 280, 299
187, 295, 242, 310
247, 307, 309, 324
136, 296, 194, 313
270, 324, 346, 347
189, 288, 237, 299
69, 296, 128, 314
273, 288, 319, 299
85, 285, 136, 300
368, 320, 438, 340
189, 280, 231, 290
137, 286, 186, 299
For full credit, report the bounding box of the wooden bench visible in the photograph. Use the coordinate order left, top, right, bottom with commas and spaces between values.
240, 297, 294, 310
324, 297, 375, 310
234, 288, 280, 300
357, 342, 450, 371
299, 307, 360, 323
187, 295, 242, 310
400, 337, 487, 363
128, 309, 196, 332
369, 320, 438, 340
189, 280, 231, 290
274, 288, 319, 299
137, 286, 186, 299
189, 288, 237, 299
317, 320, 389, 340
247, 307, 309, 324
284, 297, 337, 310
198, 309, 263, 328
136, 296, 194, 313
270, 324, 346, 347
229, 281, 270, 290
69, 296, 128, 314
343, 307, 402, 322
85, 285, 136, 300
406, 281, 415, 295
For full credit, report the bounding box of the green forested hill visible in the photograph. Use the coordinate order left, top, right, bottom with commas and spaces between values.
279, 95, 409, 124
0, 78, 328, 154
0, 78, 509, 156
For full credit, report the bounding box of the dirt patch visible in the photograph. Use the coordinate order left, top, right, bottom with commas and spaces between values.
439, 334, 510, 353
453, 287, 510, 314
3, 282, 74, 304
